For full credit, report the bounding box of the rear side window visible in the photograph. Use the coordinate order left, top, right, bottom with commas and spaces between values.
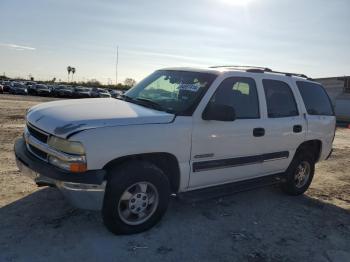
263, 79, 299, 118
296, 81, 334, 116
209, 77, 260, 119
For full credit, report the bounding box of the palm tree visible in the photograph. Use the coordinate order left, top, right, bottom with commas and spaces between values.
71, 67, 76, 82
67, 66, 72, 82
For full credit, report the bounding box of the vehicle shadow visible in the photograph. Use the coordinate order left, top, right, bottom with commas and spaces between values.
0, 186, 349, 262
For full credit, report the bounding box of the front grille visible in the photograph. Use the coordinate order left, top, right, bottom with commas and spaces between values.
27, 124, 48, 143
28, 144, 48, 160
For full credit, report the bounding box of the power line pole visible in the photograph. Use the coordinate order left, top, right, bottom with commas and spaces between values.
116, 46, 119, 85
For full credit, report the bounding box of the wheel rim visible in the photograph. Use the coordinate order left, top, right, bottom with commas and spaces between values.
294, 161, 311, 188
117, 182, 159, 226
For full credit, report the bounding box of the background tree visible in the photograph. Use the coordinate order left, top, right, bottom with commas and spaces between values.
124, 78, 136, 87
71, 67, 76, 82
67, 66, 72, 82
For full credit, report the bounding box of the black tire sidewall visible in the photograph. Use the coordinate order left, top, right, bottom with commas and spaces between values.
282, 153, 315, 195
102, 161, 170, 235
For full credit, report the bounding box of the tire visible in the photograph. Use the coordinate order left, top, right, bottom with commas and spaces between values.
281, 152, 315, 195
102, 160, 170, 235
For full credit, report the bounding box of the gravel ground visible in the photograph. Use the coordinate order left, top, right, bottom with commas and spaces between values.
0, 94, 349, 262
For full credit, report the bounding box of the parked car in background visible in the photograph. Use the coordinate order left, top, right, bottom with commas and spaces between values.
9, 82, 28, 95
0, 84, 3, 93
35, 84, 51, 96
50, 85, 63, 97
47, 84, 56, 92
25, 81, 36, 87
2, 81, 12, 92
73, 86, 91, 98
27, 84, 38, 95
52, 85, 74, 98
91, 87, 111, 98
109, 89, 124, 98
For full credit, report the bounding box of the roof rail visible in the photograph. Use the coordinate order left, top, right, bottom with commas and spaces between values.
209, 65, 272, 71
210, 65, 309, 79
268, 70, 309, 79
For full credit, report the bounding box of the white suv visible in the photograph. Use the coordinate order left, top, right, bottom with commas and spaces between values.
15, 66, 336, 234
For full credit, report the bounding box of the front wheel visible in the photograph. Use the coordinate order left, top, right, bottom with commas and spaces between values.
281, 153, 315, 195
102, 161, 170, 235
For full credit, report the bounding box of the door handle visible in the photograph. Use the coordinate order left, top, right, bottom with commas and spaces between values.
293, 125, 302, 133
253, 128, 265, 137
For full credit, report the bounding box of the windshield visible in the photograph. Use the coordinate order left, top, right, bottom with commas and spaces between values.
125, 70, 217, 115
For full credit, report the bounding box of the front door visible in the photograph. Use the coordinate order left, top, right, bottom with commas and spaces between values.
189, 76, 267, 188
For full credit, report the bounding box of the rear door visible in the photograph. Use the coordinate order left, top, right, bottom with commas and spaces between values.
258, 78, 307, 174
294, 80, 336, 159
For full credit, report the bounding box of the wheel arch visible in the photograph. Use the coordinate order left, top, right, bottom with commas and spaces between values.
103, 152, 181, 193
294, 140, 322, 162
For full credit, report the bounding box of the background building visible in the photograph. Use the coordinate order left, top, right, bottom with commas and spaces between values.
315, 76, 350, 122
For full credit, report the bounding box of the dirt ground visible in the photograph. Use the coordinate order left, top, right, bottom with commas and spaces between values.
0, 94, 349, 262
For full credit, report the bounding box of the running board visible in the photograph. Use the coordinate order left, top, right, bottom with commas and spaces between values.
177, 173, 284, 203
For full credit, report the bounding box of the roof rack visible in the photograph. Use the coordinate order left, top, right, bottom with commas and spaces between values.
209, 65, 310, 79
209, 65, 272, 71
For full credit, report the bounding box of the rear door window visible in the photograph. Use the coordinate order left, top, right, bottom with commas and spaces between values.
263, 79, 299, 118
296, 81, 334, 116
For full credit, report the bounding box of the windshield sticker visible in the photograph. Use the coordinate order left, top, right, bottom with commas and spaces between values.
177, 83, 201, 92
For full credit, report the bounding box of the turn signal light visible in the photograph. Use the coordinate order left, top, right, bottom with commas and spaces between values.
70, 163, 87, 173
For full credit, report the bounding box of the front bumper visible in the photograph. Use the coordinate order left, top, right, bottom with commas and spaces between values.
14, 138, 106, 210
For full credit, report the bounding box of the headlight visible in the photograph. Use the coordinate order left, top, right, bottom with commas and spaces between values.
47, 136, 87, 172
48, 136, 85, 155
48, 155, 87, 173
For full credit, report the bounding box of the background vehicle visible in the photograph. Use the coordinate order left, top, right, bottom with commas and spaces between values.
52, 85, 74, 98
91, 87, 111, 98
109, 89, 124, 98
0, 84, 3, 93
25, 81, 36, 87
14, 66, 336, 235
9, 82, 28, 95
35, 84, 51, 96
27, 84, 38, 95
2, 81, 12, 93
73, 86, 92, 98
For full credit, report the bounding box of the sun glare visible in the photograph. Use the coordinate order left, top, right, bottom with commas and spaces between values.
219, 0, 254, 7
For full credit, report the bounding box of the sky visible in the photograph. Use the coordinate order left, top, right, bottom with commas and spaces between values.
0, 0, 349, 84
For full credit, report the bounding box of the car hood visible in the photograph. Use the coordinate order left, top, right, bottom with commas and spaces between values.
26, 98, 175, 138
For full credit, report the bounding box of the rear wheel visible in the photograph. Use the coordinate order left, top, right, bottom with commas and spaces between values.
102, 161, 170, 235
281, 152, 315, 195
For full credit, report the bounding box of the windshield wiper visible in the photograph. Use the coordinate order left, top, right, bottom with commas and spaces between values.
117, 94, 133, 101
118, 95, 174, 114
135, 98, 164, 109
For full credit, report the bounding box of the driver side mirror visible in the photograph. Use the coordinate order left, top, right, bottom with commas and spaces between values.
202, 103, 236, 121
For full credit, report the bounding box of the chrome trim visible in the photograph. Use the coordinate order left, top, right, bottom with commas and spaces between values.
263, 157, 288, 162
24, 127, 85, 163
194, 153, 215, 159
